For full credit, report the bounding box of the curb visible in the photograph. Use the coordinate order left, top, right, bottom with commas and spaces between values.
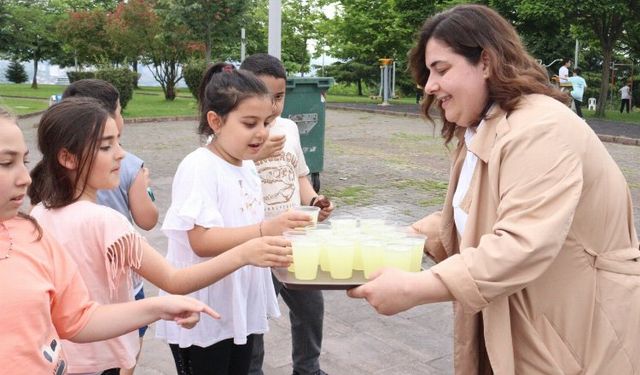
125, 115, 197, 124
327, 104, 640, 147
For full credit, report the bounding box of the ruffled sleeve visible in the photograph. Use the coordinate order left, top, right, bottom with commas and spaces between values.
162, 150, 224, 232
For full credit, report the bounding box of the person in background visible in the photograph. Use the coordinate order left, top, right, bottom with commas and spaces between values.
62, 78, 159, 375
349, 4, 640, 374
567, 68, 587, 118
619, 82, 631, 113
558, 58, 571, 83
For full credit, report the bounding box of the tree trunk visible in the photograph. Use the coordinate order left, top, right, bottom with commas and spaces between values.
132, 61, 139, 89
357, 79, 363, 96
31, 58, 38, 89
166, 82, 176, 100
596, 47, 612, 117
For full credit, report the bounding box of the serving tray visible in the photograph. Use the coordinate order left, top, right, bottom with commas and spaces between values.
272, 267, 368, 290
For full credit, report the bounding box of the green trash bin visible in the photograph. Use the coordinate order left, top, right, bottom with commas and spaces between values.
281, 77, 334, 192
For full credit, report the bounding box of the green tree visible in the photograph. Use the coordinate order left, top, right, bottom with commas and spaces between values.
1, 1, 63, 88
172, 0, 250, 65
57, 8, 111, 69
144, 0, 196, 100
5, 60, 28, 83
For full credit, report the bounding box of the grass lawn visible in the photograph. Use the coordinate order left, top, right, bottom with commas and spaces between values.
583, 109, 640, 125
0, 83, 197, 118
327, 94, 416, 105
0, 96, 49, 115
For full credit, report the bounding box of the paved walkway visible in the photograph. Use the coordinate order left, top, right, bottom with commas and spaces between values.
18, 109, 640, 375
328, 103, 640, 144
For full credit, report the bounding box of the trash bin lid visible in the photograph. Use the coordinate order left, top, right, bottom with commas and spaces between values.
286, 77, 334, 89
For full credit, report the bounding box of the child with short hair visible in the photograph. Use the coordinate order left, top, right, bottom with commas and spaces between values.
62, 78, 158, 375
155, 68, 313, 375
0, 106, 217, 374
28, 98, 293, 374
241, 53, 334, 375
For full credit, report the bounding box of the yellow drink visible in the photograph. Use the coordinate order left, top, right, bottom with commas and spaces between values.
402, 234, 427, 272
384, 242, 412, 271
283, 230, 309, 273
330, 218, 358, 234
294, 206, 320, 228
308, 226, 332, 272
361, 240, 385, 279
327, 238, 355, 279
292, 239, 321, 280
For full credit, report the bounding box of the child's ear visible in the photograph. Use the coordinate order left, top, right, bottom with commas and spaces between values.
57, 148, 77, 170
207, 111, 223, 134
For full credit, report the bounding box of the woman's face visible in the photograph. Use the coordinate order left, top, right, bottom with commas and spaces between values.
423, 38, 489, 127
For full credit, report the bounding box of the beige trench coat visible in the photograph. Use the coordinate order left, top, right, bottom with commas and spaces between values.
415, 94, 640, 374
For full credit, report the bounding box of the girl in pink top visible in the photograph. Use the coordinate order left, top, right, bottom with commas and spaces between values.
27, 98, 293, 374
0, 107, 218, 374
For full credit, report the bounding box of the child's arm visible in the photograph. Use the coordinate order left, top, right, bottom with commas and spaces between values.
128, 167, 159, 230
70, 295, 219, 343
135, 235, 292, 295
298, 175, 334, 222
187, 211, 312, 257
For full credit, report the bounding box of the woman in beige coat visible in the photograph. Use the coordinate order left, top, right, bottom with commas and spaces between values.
349, 4, 640, 374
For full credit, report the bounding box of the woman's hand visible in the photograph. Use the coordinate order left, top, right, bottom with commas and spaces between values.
263, 211, 313, 235
155, 295, 220, 329
240, 236, 292, 268
347, 269, 451, 315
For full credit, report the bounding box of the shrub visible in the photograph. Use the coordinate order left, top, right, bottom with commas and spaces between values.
95, 68, 137, 109
183, 59, 207, 99
5, 60, 28, 84
67, 71, 96, 83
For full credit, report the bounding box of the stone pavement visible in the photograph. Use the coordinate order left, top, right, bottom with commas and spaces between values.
17, 109, 640, 375
328, 103, 640, 145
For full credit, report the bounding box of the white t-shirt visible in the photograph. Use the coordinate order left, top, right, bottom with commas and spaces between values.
620, 85, 631, 100
255, 117, 310, 218
558, 66, 569, 83
156, 147, 280, 347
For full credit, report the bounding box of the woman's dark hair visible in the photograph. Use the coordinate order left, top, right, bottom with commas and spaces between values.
0, 106, 42, 238
28, 97, 110, 208
197, 69, 272, 138
62, 79, 120, 115
409, 4, 569, 144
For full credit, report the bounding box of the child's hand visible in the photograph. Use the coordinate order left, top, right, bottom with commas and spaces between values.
253, 133, 286, 161
264, 211, 313, 235
241, 236, 292, 268
313, 195, 334, 222
156, 295, 220, 329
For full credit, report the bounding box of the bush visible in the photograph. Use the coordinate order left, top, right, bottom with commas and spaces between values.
5, 60, 28, 84
67, 71, 96, 83
183, 59, 207, 99
95, 68, 137, 109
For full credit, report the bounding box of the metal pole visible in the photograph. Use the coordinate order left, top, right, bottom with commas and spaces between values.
241, 28, 246, 62
268, 0, 282, 59
391, 60, 396, 98
574, 39, 579, 69
379, 66, 383, 98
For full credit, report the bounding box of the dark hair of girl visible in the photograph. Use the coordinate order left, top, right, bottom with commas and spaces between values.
409, 4, 569, 144
197, 69, 271, 138
28, 97, 110, 208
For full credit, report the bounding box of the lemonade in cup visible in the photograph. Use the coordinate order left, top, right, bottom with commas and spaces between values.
294, 206, 320, 228
308, 224, 332, 272
361, 240, 385, 279
327, 237, 355, 279
383, 241, 413, 271
291, 236, 321, 280
403, 233, 427, 272
283, 230, 308, 272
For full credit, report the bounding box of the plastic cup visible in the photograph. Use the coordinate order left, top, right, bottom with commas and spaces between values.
330, 218, 358, 234
383, 241, 413, 271
402, 233, 427, 272
359, 219, 386, 234
361, 240, 385, 279
307, 224, 332, 272
294, 206, 320, 228
291, 237, 321, 280
283, 230, 309, 273
327, 237, 355, 279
